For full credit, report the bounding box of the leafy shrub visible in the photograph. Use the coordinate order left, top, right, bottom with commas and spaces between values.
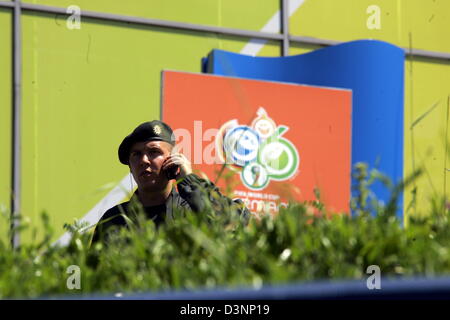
0, 163, 449, 298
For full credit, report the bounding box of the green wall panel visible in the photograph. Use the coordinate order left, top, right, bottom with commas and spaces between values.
23, 0, 280, 32
290, 0, 450, 53
251, 40, 282, 57
404, 58, 450, 220
291, 0, 402, 46
21, 11, 273, 243
13, 0, 448, 244
289, 42, 322, 56
290, 0, 450, 219
0, 9, 12, 245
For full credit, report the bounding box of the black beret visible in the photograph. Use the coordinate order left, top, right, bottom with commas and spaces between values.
118, 120, 176, 165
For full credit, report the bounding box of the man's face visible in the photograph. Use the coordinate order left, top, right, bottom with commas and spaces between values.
128, 140, 172, 192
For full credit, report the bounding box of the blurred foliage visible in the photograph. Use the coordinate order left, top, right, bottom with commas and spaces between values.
1, 163, 449, 298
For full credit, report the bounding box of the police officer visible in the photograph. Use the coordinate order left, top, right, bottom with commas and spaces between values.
92, 120, 249, 244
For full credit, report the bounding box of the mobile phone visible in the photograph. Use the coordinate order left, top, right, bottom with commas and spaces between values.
165, 165, 179, 180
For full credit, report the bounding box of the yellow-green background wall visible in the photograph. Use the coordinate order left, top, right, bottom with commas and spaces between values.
0, 9, 12, 244
290, 0, 449, 222
19, 1, 280, 243
1, 0, 448, 242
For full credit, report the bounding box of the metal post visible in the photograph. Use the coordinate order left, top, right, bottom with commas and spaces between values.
20, 2, 285, 41
281, 0, 289, 56
11, 0, 21, 248
0, 1, 448, 61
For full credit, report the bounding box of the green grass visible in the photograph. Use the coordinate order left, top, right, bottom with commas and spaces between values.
0, 163, 449, 298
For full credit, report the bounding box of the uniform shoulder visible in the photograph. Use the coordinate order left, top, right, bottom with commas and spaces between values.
91, 201, 131, 245
99, 201, 130, 224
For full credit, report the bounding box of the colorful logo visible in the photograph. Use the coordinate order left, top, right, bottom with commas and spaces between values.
216, 107, 300, 190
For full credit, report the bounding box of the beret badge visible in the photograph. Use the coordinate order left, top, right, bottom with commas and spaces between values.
153, 125, 162, 135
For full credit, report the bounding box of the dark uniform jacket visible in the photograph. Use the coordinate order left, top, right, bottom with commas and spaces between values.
91, 173, 250, 244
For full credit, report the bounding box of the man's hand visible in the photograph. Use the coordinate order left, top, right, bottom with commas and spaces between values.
162, 153, 192, 179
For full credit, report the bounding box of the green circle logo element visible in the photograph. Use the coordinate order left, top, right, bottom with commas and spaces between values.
258, 138, 299, 181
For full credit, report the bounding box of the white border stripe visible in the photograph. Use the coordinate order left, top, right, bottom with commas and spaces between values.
241, 0, 306, 56
52, 174, 135, 247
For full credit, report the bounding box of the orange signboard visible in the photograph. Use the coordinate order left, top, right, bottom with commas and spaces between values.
162, 71, 352, 214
